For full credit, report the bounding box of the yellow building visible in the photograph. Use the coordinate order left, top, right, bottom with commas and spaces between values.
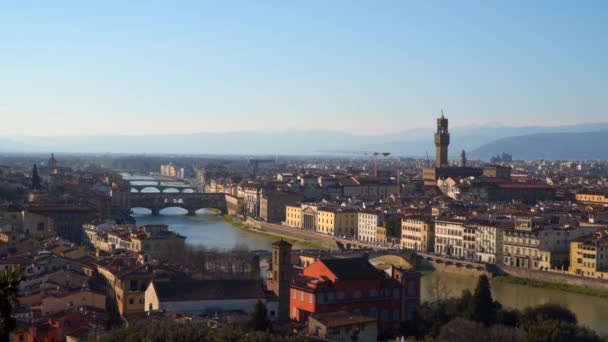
285, 204, 303, 228
377, 225, 387, 244
576, 191, 608, 205
96, 256, 176, 315
33, 289, 105, 315
570, 230, 608, 279
316, 208, 358, 237
401, 217, 434, 252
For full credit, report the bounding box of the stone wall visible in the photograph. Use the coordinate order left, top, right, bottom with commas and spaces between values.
495, 264, 608, 291
246, 219, 339, 250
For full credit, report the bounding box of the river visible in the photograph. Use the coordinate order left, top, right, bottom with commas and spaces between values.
132, 208, 280, 250
124, 173, 608, 334
132, 211, 608, 333
422, 271, 608, 334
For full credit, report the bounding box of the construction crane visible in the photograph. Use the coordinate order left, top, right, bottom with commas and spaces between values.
317, 150, 390, 177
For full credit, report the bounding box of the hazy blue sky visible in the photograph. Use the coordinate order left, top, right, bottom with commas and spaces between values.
0, 1, 606, 136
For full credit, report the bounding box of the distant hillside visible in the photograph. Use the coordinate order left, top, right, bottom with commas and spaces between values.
3, 123, 608, 156
470, 131, 608, 160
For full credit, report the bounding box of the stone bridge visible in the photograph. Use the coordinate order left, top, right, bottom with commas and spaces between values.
122, 192, 227, 215
416, 251, 487, 271
130, 183, 194, 193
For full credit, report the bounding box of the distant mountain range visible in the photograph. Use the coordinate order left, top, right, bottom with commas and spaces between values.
470, 131, 608, 160
2, 122, 608, 160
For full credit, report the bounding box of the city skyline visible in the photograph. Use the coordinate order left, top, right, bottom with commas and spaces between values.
1, 1, 607, 135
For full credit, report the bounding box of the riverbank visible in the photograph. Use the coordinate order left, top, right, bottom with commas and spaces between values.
222, 215, 330, 250
493, 275, 608, 298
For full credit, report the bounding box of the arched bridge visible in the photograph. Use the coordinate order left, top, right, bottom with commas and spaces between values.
130, 184, 194, 193
416, 252, 487, 270
120, 192, 227, 215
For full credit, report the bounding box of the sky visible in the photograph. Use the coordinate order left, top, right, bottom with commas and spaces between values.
0, 1, 607, 136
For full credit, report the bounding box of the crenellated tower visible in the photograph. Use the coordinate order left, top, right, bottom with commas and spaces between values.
434, 111, 450, 167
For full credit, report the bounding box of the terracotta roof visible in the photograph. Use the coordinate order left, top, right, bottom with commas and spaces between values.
152, 279, 265, 302
496, 183, 553, 189
319, 257, 382, 280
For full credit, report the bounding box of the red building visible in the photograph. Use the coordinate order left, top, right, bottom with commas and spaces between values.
30, 310, 98, 341
289, 256, 421, 333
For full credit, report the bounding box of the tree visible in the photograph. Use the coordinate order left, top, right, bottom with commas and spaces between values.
496, 308, 520, 327
31, 164, 41, 190
519, 303, 577, 330
457, 289, 473, 312
524, 319, 602, 342
516, 304, 600, 342
102, 318, 305, 342
465, 275, 495, 325
0, 267, 25, 342
251, 300, 272, 332
438, 318, 526, 342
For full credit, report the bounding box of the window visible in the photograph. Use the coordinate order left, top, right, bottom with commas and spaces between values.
370, 307, 377, 318
293, 289, 297, 299
300, 291, 304, 301
369, 289, 377, 297
353, 290, 362, 299
337, 291, 345, 300
328, 292, 334, 302
317, 293, 324, 304
393, 309, 400, 321
393, 288, 400, 299
292, 307, 297, 319
309, 293, 313, 304
129, 298, 134, 305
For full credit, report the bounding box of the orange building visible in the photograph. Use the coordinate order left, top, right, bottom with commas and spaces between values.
289, 256, 421, 334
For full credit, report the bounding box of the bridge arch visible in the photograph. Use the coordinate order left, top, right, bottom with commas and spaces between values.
126, 192, 228, 216
369, 254, 415, 270
135, 186, 162, 193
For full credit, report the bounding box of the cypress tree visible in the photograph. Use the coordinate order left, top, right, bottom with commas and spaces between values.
466, 275, 494, 325
31, 164, 41, 190
250, 300, 271, 332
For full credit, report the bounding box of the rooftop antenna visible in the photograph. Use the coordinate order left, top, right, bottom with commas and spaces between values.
426, 151, 430, 167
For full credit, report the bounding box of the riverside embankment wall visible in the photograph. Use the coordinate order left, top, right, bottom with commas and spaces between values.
245, 218, 340, 250
495, 265, 608, 291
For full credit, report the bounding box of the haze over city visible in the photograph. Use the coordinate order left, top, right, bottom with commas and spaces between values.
3, 2, 608, 342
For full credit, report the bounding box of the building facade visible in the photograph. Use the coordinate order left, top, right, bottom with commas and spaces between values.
401, 217, 434, 252
434, 220, 465, 258
569, 230, 608, 279
358, 211, 385, 243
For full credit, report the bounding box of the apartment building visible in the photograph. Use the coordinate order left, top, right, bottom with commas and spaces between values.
434, 219, 466, 258
358, 211, 386, 243
570, 230, 608, 279
401, 217, 434, 252
471, 221, 505, 264
317, 208, 358, 237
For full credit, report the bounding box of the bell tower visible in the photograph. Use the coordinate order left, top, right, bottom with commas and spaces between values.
434, 111, 450, 167
271, 240, 292, 321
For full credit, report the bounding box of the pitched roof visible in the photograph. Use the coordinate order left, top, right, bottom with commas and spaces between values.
152, 279, 265, 302
320, 257, 381, 280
